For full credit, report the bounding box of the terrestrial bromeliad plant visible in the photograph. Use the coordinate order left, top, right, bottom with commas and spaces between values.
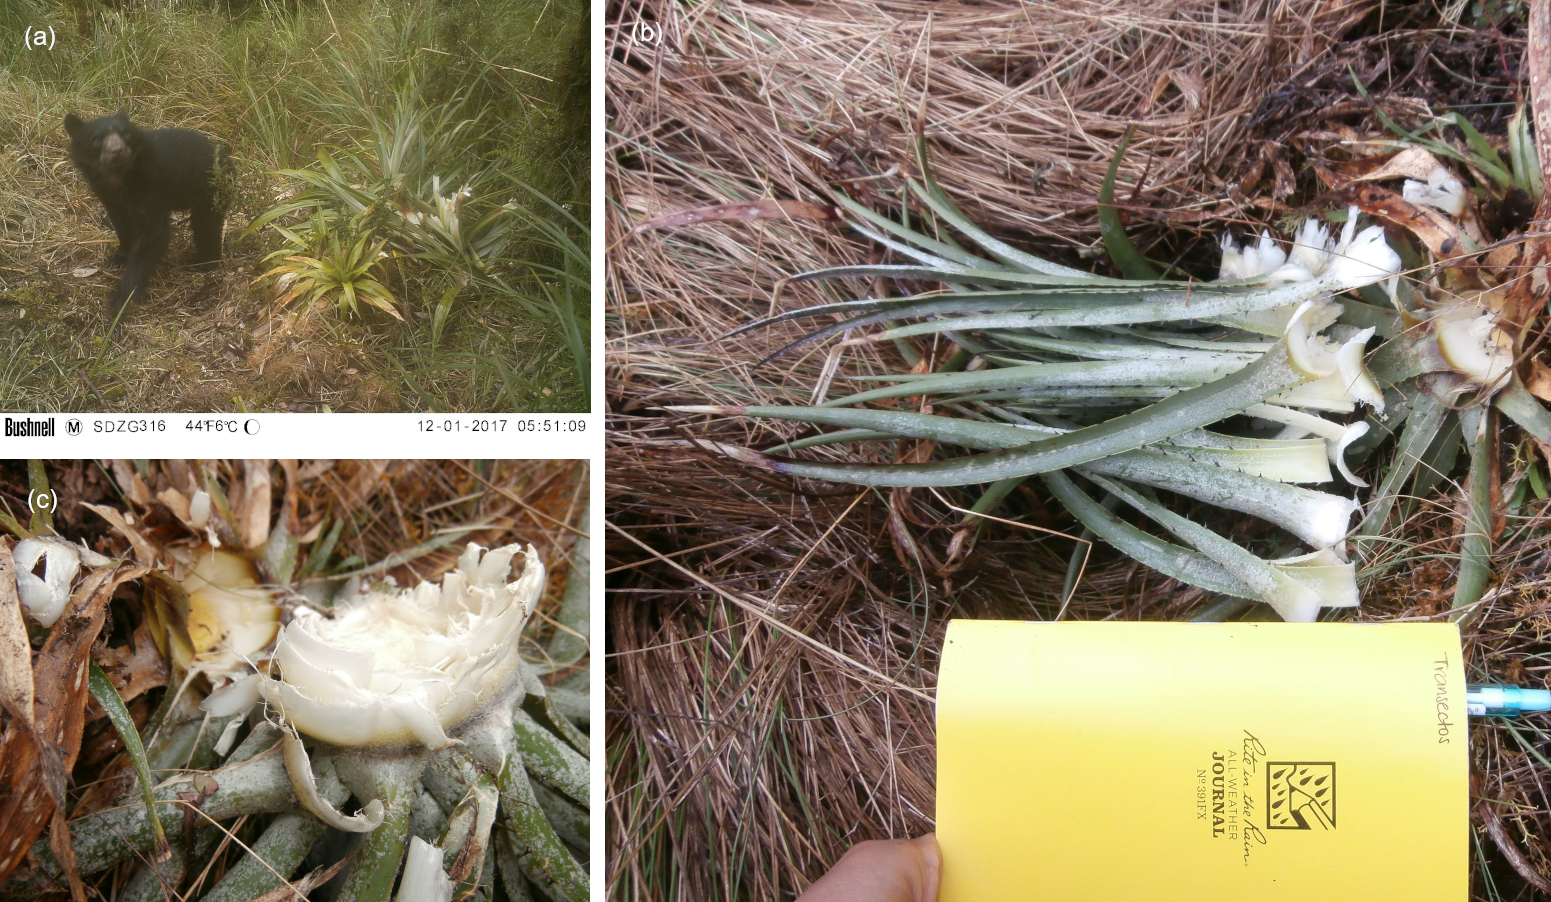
246, 74, 519, 326
257, 208, 402, 320
671, 132, 1551, 621
0, 460, 589, 902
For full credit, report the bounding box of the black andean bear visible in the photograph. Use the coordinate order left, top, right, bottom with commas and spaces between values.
63, 110, 230, 313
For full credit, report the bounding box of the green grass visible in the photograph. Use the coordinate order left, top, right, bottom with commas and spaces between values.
0, 0, 588, 412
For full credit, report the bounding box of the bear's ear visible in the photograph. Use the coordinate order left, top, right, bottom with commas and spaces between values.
113, 108, 128, 120
63, 112, 83, 138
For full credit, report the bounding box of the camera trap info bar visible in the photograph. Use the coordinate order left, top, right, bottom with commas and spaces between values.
935, 621, 1466, 901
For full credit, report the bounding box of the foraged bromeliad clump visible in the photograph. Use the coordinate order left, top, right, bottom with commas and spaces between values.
675, 135, 1551, 622
0, 460, 589, 902
247, 79, 522, 325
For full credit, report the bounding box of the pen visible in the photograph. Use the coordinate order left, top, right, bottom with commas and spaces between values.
1466, 684, 1551, 717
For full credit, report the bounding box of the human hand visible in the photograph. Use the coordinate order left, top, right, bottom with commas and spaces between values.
796, 833, 941, 902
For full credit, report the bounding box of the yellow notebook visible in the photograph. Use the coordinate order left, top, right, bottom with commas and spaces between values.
936, 621, 1467, 901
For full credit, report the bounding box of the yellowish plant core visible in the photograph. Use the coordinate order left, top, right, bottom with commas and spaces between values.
182, 548, 279, 671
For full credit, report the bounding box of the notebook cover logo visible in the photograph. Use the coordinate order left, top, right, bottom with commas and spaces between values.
1267, 762, 1336, 830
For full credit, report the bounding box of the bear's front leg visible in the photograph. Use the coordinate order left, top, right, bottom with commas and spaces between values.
101, 198, 136, 267
111, 213, 172, 315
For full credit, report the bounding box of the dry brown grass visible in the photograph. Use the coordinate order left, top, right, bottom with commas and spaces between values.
607, 0, 1551, 900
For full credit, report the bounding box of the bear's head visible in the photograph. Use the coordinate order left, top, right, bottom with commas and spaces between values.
64, 110, 140, 186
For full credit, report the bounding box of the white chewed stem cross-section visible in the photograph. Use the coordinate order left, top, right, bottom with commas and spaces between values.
253, 542, 544, 833
259, 542, 544, 749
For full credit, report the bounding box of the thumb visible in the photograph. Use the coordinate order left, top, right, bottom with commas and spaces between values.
910, 833, 942, 902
